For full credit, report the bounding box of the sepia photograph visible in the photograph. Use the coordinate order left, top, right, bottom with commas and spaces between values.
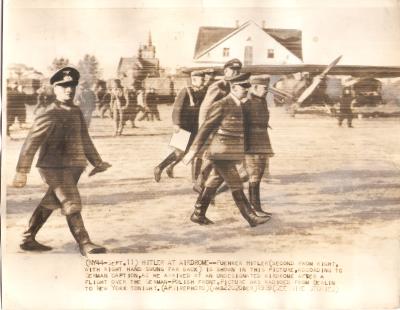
2, 0, 400, 309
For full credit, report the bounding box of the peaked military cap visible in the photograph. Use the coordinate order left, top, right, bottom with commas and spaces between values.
191, 70, 205, 77
202, 68, 216, 75
250, 75, 270, 86
223, 58, 242, 70
226, 72, 251, 88
50, 67, 80, 86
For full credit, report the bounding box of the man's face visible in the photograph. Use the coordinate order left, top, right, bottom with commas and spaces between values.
191, 76, 204, 88
231, 84, 249, 100
54, 84, 76, 103
251, 84, 269, 98
224, 67, 240, 79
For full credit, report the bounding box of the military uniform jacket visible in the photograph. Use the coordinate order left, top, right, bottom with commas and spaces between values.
190, 94, 245, 161
198, 79, 230, 128
16, 100, 103, 173
242, 93, 273, 155
110, 92, 128, 110
172, 86, 206, 133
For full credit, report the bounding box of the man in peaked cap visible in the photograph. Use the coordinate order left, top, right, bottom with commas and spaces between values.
13, 66, 111, 256
193, 59, 243, 193
183, 72, 270, 228
154, 70, 206, 182
242, 75, 274, 217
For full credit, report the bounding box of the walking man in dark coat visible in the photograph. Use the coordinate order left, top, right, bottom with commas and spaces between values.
194, 59, 243, 192
13, 67, 111, 256
183, 73, 270, 228
243, 76, 274, 217
154, 70, 206, 182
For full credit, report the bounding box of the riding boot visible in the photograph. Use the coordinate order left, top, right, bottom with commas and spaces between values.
154, 152, 177, 182
231, 190, 270, 227
20, 206, 53, 251
190, 187, 217, 225
249, 182, 272, 217
66, 212, 106, 256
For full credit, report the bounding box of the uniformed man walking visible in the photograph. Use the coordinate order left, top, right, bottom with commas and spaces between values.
75, 80, 97, 128
183, 73, 270, 227
243, 76, 274, 217
13, 67, 111, 256
154, 70, 206, 182
194, 59, 243, 192
110, 79, 129, 136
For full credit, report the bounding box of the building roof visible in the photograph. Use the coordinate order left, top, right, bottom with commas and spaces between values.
117, 57, 159, 76
193, 22, 303, 61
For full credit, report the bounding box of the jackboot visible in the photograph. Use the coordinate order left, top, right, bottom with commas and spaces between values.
166, 163, 176, 178
20, 205, 53, 251
154, 152, 177, 182
66, 212, 106, 256
232, 190, 271, 227
249, 182, 272, 217
190, 187, 217, 225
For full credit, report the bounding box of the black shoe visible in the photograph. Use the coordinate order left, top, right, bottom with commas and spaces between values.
79, 242, 107, 255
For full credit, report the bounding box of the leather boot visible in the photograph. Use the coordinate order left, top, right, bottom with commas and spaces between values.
20, 206, 53, 251
166, 164, 175, 178
249, 182, 272, 217
66, 212, 106, 256
190, 187, 217, 225
154, 152, 177, 182
232, 190, 270, 227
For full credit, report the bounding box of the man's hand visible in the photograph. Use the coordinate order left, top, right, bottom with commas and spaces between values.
13, 172, 27, 188
173, 125, 180, 133
88, 162, 112, 177
182, 150, 196, 165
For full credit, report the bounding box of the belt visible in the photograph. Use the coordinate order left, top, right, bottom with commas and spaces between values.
217, 129, 243, 138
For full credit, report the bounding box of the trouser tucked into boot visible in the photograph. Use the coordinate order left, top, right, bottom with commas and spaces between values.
20, 205, 53, 251
191, 187, 217, 225
66, 212, 106, 256
249, 182, 272, 217
232, 190, 270, 227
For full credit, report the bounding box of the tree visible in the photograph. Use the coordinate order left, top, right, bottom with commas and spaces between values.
77, 54, 102, 85
48, 57, 70, 73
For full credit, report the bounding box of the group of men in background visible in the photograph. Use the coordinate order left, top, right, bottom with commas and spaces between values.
155, 58, 274, 228
6, 77, 162, 138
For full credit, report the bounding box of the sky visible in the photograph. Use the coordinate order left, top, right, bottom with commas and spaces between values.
4, 0, 400, 79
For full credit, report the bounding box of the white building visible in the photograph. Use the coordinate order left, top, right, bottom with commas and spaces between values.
193, 20, 303, 66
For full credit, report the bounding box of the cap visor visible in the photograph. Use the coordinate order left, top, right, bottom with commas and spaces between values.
54, 81, 79, 87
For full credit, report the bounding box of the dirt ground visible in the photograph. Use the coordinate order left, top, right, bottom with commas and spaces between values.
4, 104, 400, 255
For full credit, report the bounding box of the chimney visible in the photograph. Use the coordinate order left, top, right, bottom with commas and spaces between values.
262, 20, 266, 28
235, 20, 239, 28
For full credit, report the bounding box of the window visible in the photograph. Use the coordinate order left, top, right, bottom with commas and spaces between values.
223, 48, 230, 57
267, 49, 274, 58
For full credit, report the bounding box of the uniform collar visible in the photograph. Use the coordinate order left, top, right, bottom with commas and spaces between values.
230, 93, 248, 106
55, 99, 73, 110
